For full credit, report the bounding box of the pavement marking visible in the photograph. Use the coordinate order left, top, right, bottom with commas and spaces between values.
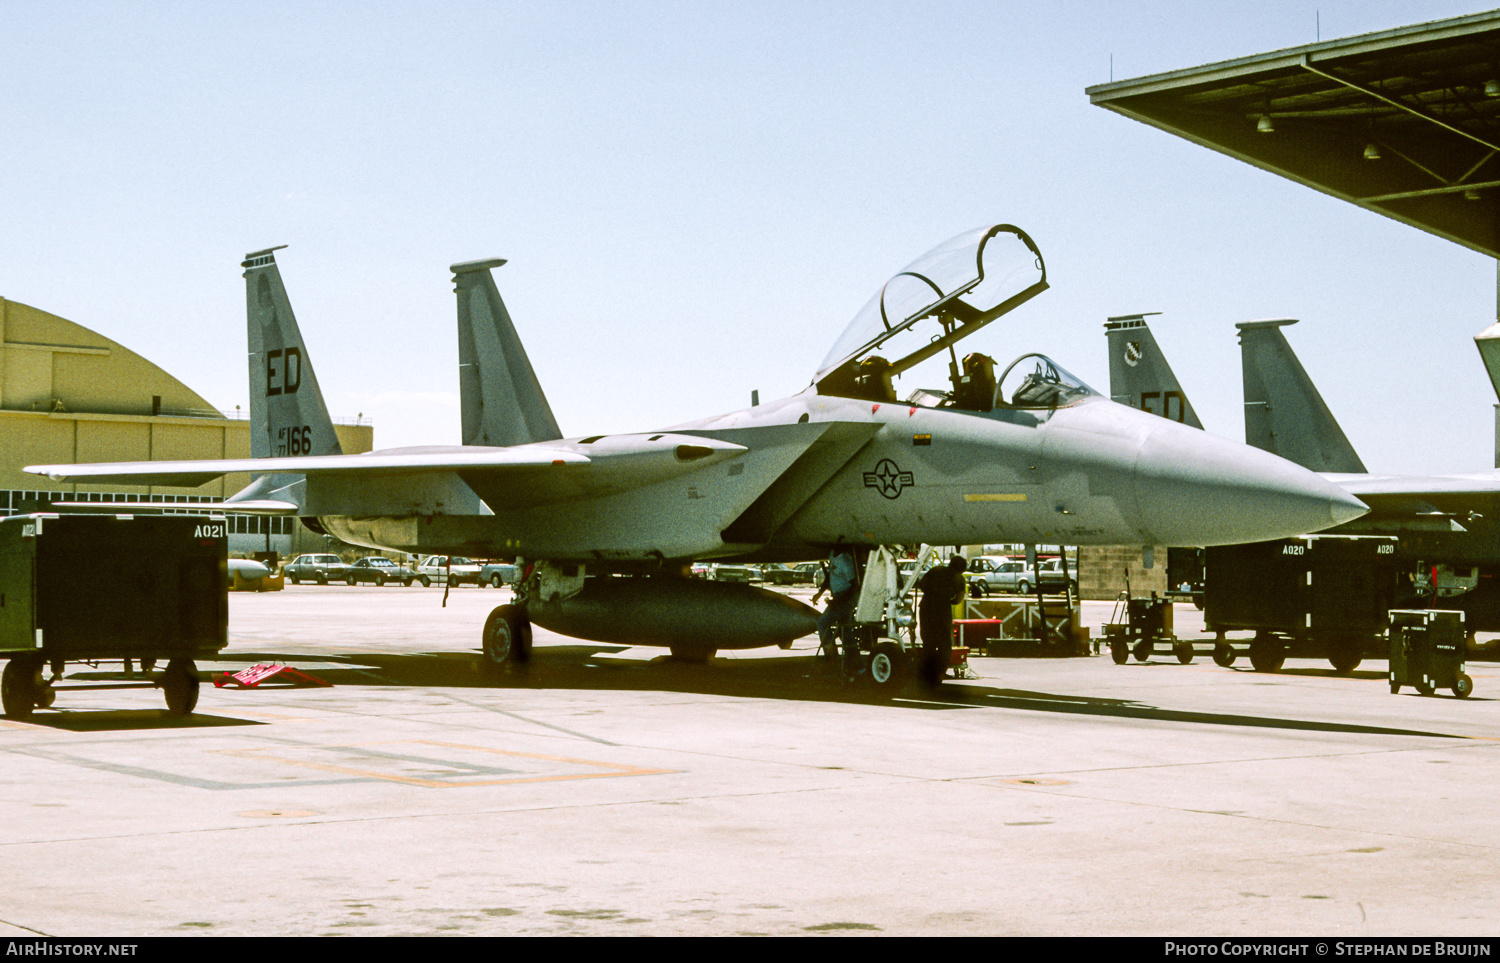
442, 693, 621, 745
217, 739, 678, 788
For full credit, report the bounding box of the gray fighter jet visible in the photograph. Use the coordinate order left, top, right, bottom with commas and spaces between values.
30, 224, 1365, 666
1107, 312, 1500, 630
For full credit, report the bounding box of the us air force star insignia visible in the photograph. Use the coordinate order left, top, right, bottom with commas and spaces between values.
1124, 342, 1142, 367
863, 458, 914, 499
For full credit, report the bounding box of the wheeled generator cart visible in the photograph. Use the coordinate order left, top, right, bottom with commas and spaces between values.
1203, 535, 1397, 673
1388, 609, 1473, 698
0, 513, 227, 719
1103, 593, 1190, 664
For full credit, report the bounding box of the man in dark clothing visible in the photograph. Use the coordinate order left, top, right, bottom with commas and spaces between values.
918, 555, 968, 687
814, 544, 861, 678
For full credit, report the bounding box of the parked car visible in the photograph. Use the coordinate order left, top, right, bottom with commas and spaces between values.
347, 556, 428, 587
710, 563, 760, 583
479, 561, 517, 588
760, 563, 820, 586
416, 555, 482, 585
965, 555, 1074, 596
284, 553, 351, 585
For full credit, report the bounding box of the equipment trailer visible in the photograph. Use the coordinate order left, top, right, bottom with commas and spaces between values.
0, 514, 227, 719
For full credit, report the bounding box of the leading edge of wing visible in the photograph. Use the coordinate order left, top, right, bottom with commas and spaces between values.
25, 447, 596, 487
1328, 471, 1500, 498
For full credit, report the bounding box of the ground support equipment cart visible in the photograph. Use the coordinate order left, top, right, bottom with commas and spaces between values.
1203, 535, 1397, 673
0, 513, 227, 719
1388, 609, 1472, 697
1103, 592, 1189, 664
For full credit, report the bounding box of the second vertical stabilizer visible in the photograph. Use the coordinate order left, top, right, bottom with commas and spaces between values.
451, 258, 563, 447
1238, 319, 1366, 474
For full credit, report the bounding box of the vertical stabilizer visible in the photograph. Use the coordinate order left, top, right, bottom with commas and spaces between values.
1103, 313, 1203, 428
1237, 319, 1366, 474
242, 247, 343, 460
451, 258, 562, 447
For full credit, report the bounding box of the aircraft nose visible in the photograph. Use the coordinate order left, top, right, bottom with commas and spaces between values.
1136, 421, 1368, 545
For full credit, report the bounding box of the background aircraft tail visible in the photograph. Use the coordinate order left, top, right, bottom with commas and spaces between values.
1103, 313, 1203, 428
451, 258, 562, 447
1237, 319, 1366, 473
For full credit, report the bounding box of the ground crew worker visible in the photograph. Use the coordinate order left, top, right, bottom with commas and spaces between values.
814, 544, 861, 679
918, 554, 968, 687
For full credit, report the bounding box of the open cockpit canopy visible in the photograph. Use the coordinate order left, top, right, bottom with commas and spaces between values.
815, 224, 1047, 396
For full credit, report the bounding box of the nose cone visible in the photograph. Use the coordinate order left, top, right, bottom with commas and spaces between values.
1136, 419, 1367, 545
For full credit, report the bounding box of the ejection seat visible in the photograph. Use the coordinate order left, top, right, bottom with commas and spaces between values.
951, 352, 996, 411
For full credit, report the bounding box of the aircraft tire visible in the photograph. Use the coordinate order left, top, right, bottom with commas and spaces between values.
161, 659, 200, 717
1327, 637, 1363, 675
1248, 634, 1285, 673
1, 657, 39, 719
871, 640, 911, 693
482, 605, 532, 672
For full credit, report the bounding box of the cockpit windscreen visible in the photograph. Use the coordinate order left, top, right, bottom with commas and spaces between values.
996, 354, 1095, 409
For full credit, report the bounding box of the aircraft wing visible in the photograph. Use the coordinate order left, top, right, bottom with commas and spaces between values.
1327, 471, 1500, 515
25, 433, 751, 511
27, 448, 593, 488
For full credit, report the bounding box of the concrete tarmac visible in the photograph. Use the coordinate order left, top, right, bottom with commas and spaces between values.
1, 584, 1497, 937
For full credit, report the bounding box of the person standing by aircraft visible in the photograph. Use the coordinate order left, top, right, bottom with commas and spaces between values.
813, 544, 860, 678
918, 554, 968, 687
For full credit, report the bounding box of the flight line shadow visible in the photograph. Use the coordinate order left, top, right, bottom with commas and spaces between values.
175, 645, 1472, 741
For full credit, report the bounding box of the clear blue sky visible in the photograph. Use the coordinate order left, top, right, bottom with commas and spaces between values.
1, 1, 1493, 474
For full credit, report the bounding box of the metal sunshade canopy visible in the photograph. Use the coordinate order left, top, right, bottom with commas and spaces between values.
1087, 10, 1500, 259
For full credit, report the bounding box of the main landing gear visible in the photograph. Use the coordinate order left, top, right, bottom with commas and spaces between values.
481, 604, 532, 673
